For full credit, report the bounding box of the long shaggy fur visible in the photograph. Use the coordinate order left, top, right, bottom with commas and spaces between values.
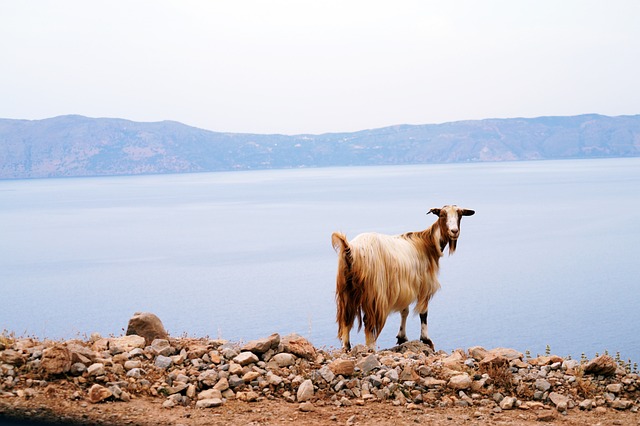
332, 206, 474, 350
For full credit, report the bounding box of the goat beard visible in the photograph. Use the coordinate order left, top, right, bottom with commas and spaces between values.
448, 238, 457, 255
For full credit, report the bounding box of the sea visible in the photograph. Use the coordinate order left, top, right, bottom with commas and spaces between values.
1, 158, 639, 363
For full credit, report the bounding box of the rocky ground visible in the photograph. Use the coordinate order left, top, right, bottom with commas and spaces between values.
1, 330, 639, 426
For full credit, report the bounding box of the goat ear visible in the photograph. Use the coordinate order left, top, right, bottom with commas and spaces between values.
428, 208, 441, 216
460, 209, 475, 216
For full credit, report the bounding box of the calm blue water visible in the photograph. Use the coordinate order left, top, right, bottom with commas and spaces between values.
1, 158, 639, 362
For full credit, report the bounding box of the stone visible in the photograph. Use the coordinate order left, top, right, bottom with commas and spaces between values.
536, 410, 555, 422
88, 384, 112, 403
196, 398, 224, 408
213, 377, 229, 392
606, 383, 623, 394
41, 345, 72, 375
241, 333, 280, 354
233, 351, 259, 366
329, 359, 355, 376
299, 401, 315, 412
535, 379, 551, 392
198, 370, 218, 387
282, 334, 317, 360
126, 312, 168, 345
357, 354, 380, 374
126, 368, 145, 379
150, 339, 173, 357
318, 366, 335, 383
448, 373, 472, 390
548, 392, 569, 411
155, 355, 173, 369
87, 363, 105, 377
70, 362, 86, 375
584, 355, 617, 376
1, 349, 26, 366
487, 347, 523, 361
499, 396, 516, 410
610, 399, 632, 410
198, 389, 222, 400
236, 391, 259, 402
242, 371, 261, 383
110, 335, 146, 351
579, 399, 594, 410
266, 371, 283, 386
468, 346, 488, 361
124, 360, 142, 371
268, 353, 296, 368
297, 379, 314, 402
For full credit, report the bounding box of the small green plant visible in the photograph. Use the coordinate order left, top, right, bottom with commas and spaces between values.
545, 344, 551, 356
525, 350, 531, 359
580, 352, 587, 364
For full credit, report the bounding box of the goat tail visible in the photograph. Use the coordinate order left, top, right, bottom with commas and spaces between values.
332, 232, 363, 339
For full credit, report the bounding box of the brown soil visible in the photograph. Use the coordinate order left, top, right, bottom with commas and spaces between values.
2, 386, 639, 426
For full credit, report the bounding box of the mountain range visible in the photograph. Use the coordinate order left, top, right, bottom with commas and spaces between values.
1, 113, 639, 179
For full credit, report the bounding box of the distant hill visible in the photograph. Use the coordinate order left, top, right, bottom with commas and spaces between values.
1, 114, 639, 179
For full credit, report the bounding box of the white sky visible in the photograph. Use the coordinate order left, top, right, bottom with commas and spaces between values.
1, 1, 639, 135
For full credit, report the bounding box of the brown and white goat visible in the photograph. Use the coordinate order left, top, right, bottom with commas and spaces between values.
331, 205, 475, 351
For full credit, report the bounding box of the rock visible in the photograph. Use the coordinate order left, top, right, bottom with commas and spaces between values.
41, 345, 72, 375
198, 370, 219, 387
236, 391, 259, 402
70, 362, 86, 375
150, 339, 173, 357
242, 371, 261, 383
448, 373, 472, 390
282, 334, 316, 360
126, 312, 168, 345
487, 347, 523, 360
297, 379, 314, 402
579, 399, 594, 410
155, 355, 173, 369
499, 396, 516, 410
268, 353, 296, 368
198, 389, 222, 400
536, 410, 555, 422
87, 363, 105, 377
318, 366, 335, 383
167, 383, 189, 395
357, 354, 380, 374
606, 383, 623, 394
1, 349, 26, 366
124, 360, 142, 371
110, 335, 146, 351
610, 399, 632, 410
88, 384, 112, 403
584, 355, 617, 376
266, 371, 283, 386
535, 379, 551, 392
299, 401, 315, 412
196, 398, 224, 408
213, 377, 229, 392
468, 346, 489, 361
548, 392, 569, 411
241, 333, 280, 354
329, 359, 355, 376
126, 368, 145, 379
233, 351, 259, 366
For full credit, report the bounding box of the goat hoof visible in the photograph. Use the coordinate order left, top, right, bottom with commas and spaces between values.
420, 337, 434, 350
396, 336, 408, 345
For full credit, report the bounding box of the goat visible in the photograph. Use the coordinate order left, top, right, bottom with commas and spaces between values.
331, 205, 474, 351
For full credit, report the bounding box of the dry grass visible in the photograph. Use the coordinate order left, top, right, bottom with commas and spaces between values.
479, 359, 514, 394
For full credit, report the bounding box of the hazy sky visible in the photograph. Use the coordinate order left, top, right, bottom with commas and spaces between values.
1, 1, 639, 135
